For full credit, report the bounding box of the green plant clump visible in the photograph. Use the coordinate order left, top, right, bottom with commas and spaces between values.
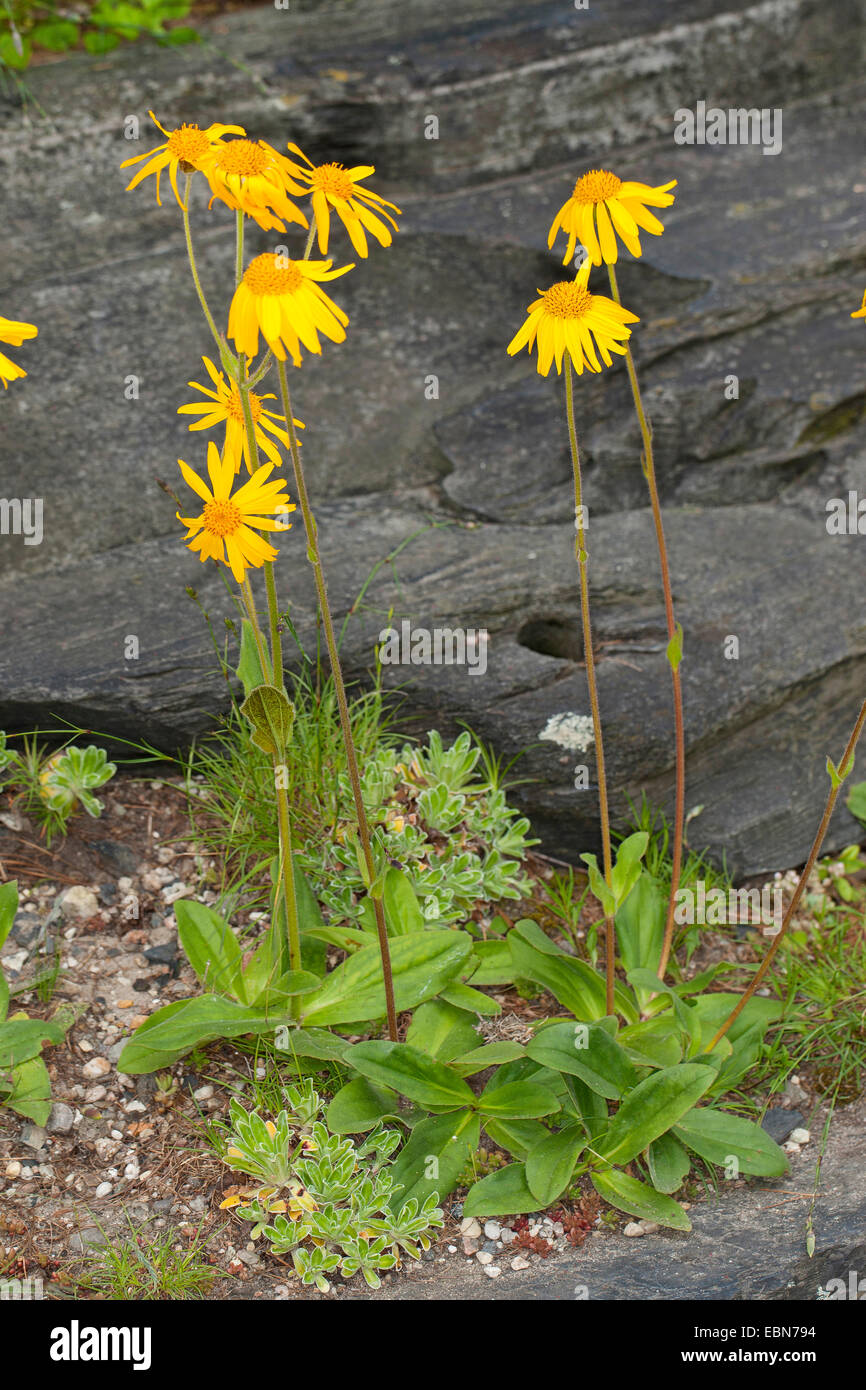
220, 1081, 443, 1291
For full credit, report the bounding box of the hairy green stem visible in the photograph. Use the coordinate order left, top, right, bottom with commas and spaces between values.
565, 360, 616, 1015
182, 172, 222, 352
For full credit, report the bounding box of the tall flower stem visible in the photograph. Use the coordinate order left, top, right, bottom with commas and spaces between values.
607, 262, 685, 983
277, 359, 398, 1041
565, 359, 616, 1014
274, 766, 303, 1018
705, 701, 866, 1053
182, 173, 222, 353
237, 359, 285, 692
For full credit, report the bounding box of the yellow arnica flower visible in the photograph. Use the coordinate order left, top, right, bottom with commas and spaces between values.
0, 315, 37, 389
120, 110, 245, 208
178, 357, 305, 472
852, 289, 866, 321
284, 143, 401, 257
176, 440, 295, 583
197, 138, 308, 233
228, 253, 353, 366
507, 263, 639, 376
548, 168, 677, 267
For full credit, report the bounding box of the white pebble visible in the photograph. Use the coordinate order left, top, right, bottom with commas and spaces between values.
459, 1217, 481, 1239
95, 1182, 112, 1198
483, 1265, 501, 1278
624, 1222, 646, 1237
475, 1250, 493, 1265
510, 1255, 530, 1270
4, 1161, 21, 1179
790, 1128, 810, 1145
483, 1220, 501, 1241
82, 1057, 110, 1079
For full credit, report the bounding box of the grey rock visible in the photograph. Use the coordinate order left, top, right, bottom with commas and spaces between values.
68, 1227, 108, 1253
46, 1103, 76, 1135
19, 1123, 48, 1151
91, 839, 140, 879
11, 912, 41, 946
2, 0, 866, 877
761, 1108, 805, 1146
143, 941, 178, 966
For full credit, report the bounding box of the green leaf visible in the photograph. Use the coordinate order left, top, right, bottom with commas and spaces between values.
326, 1078, 402, 1134
647, 1132, 691, 1194
610, 832, 649, 910
689, 992, 783, 1049
240, 684, 294, 756
175, 899, 246, 1001
526, 1019, 637, 1100
0, 33, 32, 69
161, 24, 198, 43
347, 1041, 476, 1111
666, 621, 684, 672
618, 1015, 683, 1069
451, 1041, 525, 1076
846, 779, 866, 825
383, 867, 425, 936
273, 1027, 350, 1062
526, 1124, 584, 1205
481, 1117, 548, 1161
466, 939, 514, 987
0, 880, 18, 951
438, 981, 501, 1015
674, 1107, 789, 1177
593, 1063, 716, 1166
615, 872, 665, 1007
235, 619, 267, 698
560, 1073, 609, 1140
463, 1162, 540, 1218
300, 930, 471, 1028
31, 19, 80, 50
387, 1109, 479, 1212
2, 1054, 51, 1125
0, 1018, 64, 1071
116, 995, 286, 1074
406, 1000, 479, 1062
83, 30, 119, 54
580, 852, 616, 919
509, 921, 606, 1020
476, 1080, 561, 1119
591, 1168, 691, 1231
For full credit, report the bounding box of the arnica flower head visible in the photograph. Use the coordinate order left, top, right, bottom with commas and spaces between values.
120, 111, 245, 208
0, 315, 37, 389
852, 289, 866, 321
177, 440, 295, 583
228, 253, 353, 366
548, 168, 677, 267
284, 143, 401, 257
178, 357, 305, 473
197, 138, 308, 233
507, 262, 639, 376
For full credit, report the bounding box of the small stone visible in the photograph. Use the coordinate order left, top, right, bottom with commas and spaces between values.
123, 1162, 141, 1180
462, 1240, 479, 1256
4, 1161, 21, 1178
143, 941, 177, 966
68, 1226, 107, 1253
500, 1227, 516, 1245
637, 1220, 659, 1235
46, 1102, 75, 1134
85, 1085, 107, 1103
783, 1140, 802, 1155
761, 1107, 804, 1145
483, 1265, 501, 1278
82, 1057, 111, 1079
95, 1138, 121, 1162
623, 1222, 646, 1237
510, 1255, 530, 1270
193, 1084, 214, 1101
60, 886, 99, 921
475, 1249, 493, 1265
94, 1181, 112, 1198
124, 1099, 146, 1114
790, 1127, 811, 1145
483, 1220, 501, 1240
116, 999, 134, 1009
20, 1122, 48, 1151
78, 1040, 94, 1053
460, 1217, 481, 1239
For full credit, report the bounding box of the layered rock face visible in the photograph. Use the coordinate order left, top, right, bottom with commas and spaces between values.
1, 0, 865, 875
